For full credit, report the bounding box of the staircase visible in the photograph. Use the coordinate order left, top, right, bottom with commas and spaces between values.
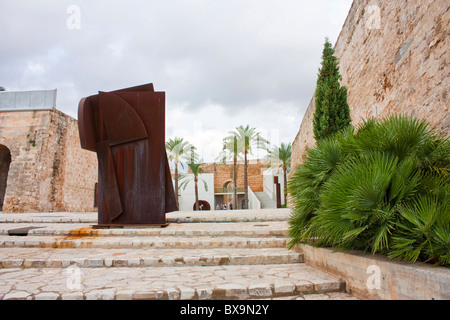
254, 192, 277, 209
0, 209, 356, 300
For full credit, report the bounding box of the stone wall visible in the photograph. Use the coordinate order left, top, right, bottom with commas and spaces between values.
297, 244, 450, 300
291, 0, 449, 174
200, 160, 270, 193
0, 109, 97, 213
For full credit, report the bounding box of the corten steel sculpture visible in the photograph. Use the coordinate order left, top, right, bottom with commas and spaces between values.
78, 84, 178, 228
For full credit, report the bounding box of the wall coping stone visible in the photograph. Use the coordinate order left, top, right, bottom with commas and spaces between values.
296, 244, 450, 300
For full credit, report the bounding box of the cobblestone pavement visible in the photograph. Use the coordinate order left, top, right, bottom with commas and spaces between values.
0, 264, 357, 300
0, 209, 358, 300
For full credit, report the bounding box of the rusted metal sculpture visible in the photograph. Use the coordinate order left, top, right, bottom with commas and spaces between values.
78, 84, 178, 228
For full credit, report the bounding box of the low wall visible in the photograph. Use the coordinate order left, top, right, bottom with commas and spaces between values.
247, 187, 261, 210
296, 244, 450, 300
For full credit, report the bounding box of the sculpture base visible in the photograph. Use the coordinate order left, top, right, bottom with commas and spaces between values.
92, 224, 170, 229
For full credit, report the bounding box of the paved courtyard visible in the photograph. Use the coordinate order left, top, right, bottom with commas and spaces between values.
0, 209, 358, 300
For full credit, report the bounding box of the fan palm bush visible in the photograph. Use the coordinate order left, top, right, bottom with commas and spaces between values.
288, 115, 449, 266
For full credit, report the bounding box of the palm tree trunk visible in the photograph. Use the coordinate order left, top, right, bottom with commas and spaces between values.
244, 150, 249, 209
233, 136, 238, 210
194, 176, 199, 211
283, 165, 288, 206
233, 155, 237, 210
174, 161, 179, 208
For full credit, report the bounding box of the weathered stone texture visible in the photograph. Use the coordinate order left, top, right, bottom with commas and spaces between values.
200, 160, 270, 192
0, 109, 97, 213
291, 0, 449, 175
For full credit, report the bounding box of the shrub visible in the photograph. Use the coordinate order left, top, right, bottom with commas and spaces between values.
313, 38, 351, 141
288, 115, 450, 266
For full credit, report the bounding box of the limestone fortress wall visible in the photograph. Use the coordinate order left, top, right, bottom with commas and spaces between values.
291, 0, 449, 172
0, 107, 97, 213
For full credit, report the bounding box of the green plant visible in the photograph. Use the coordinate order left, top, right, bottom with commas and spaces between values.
288, 115, 450, 266
218, 125, 269, 209
179, 160, 208, 211
313, 38, 351, 141
288, 127, 353, 248
267, 142, 292, 206
389, 195, 449, 265
166, 137, 196, 208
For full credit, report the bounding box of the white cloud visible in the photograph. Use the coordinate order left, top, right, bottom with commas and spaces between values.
0, 0, 353, 161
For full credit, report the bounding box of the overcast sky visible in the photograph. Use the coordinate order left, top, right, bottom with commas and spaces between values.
0, 0, 353, 162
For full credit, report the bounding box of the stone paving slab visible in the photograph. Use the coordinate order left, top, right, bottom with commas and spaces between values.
0, 247, 303, 268
167, 209, 292, 223
0, 221, 289, 237
0, 263, 348, 300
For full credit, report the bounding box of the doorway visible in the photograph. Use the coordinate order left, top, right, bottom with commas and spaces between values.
193, 200, 211, 211
0, 145, 11, 211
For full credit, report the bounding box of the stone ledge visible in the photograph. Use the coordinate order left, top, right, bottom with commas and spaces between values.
295, 244, 450, 300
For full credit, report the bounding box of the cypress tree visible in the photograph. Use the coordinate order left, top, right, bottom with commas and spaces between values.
313, 38, 351, 141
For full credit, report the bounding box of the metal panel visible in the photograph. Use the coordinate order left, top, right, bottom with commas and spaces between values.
0, 89, 56, 111
78, 84, 178, 228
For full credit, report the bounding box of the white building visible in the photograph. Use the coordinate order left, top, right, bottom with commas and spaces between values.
176, 168, 285, 211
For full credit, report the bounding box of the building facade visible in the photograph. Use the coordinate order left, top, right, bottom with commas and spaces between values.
0, 90, 98, 213
177, 160, 285, 211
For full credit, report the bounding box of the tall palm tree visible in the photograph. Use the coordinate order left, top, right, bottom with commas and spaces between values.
267, 142, 292, 206
217, 136, 242, 209
179, 161, 209, 211
165, 137, 195, 208
227, 125, 269, 209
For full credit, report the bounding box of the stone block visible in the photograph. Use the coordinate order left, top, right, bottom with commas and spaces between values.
166, 288, 180, 300
248, 283, 272, 297
294, 280, 314, 293
61, 292, 84, 300
197, 286, 213, 300
178, 286, 196, 300
85, 289, 115, 300
132, 291, 158, 300
274, 281, 295, 294
313, 279, 342, 293
34, 292, 60, 300
216, 283, 248, 299
3, 291, 32, 300
115, 290, 133, 300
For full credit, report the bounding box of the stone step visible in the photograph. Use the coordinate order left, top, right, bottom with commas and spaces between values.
0, 247, 303, 269
0, 235, 288, 249
0, 209, 358, 300
0, 221, 289, 238
0, 213, 97, 224
0, 263, 346, 300
0, 209, 291, 224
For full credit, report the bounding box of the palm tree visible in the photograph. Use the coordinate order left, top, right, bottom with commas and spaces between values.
227, 125, 269, 209
165, 137, 195, 208
179, 161, 209, 211
217, 136, 242, 209
267, 142, 292, 206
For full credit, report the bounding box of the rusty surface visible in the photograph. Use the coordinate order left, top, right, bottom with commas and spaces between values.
78, 84, 178, 227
